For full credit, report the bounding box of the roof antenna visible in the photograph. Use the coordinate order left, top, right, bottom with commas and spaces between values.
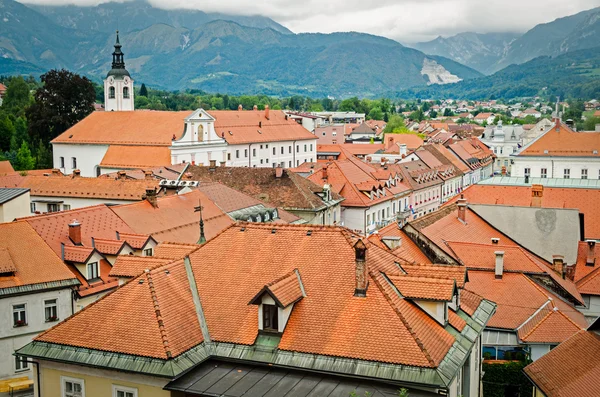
194, 200, 206, 244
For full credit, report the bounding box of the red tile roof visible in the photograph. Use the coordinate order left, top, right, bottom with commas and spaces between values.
37, 260, 204, 359
524, 330, 600, 397
19, 175, 159, 201
111, 190, 234, 244
63, 246, 95, 263
466, 270, 586, 331
445, 184, 600, 239
383, 134, 424, 152
154, 242, 200, 260
0, 222, 76, 290
447, 139, 494, 171
251, 269, 304, 308
368, 223, 431, 264
35, 223, 482, 369
388, 275, 456, 301
317, 144, 386, 159
0, 160, 16, 175
109, 256, 173, 278
100, 145, 172, 169
92, 238, 130, 255
517, 302, 583, 344
520, 122, 600, 157
118, 232, 153, 250
448, 309, 466, 332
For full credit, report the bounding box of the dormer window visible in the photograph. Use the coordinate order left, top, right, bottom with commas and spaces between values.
262, 304, 278, 332
87, 262, 99, 280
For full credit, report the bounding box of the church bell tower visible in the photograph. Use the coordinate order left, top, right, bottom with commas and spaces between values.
104, 31, 134, 111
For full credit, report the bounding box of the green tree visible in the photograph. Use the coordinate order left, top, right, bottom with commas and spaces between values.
383, 115, 409, 133
584, 116, 600, 131
10, 116, 28, 152
2, 76, 31, 116
34, 140, 53, 169
339, 97, 360, 112
409, 109, 425, 122
443, 108, 453, 117
26, 69, 96, 145
0, 113, 15, 152
14, 141, 35, 171
139, 83, 148, 97
368, 107, 384, 120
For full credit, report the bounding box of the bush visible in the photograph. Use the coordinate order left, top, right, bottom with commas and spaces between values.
482, 361, 532, 397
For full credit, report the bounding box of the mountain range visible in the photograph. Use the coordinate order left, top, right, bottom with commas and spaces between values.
411, 7, 600, 75
0, 0, 599, 99
0, 0, 481, 97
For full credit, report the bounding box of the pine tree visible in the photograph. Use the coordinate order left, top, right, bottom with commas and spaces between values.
14, 141, 35, 171
2, 76, 31, 117
34, 140, 53, 170
139, 83, 148, 97
0, 113, 15, 152
10, 117, 28, 152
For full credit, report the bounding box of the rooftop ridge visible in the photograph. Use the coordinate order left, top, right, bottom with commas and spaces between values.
373, 272, 436, 367
152, 213, 231, 237
265, 268, 299, 287
575, 265, 600, 288
145, 270, 172, 359
16, 204, 109, 221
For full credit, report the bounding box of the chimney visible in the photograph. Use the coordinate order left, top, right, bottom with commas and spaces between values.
144, 170, 153, 180
145, 188, 158, 208
399, 144, 408, 156
209, 159, 217, 171
586, 240, 596, 266
322, 166, 328, 181
51, 168, 61, 176
552, 255, 565, 278
491, 237, 500, 245
531, 184, 543, 207
253, 105, 258, 111
265, 104, 270, 120
501, 166, 507, 176
354, 239, 368, 297
495, 251, 504, 279
457, 195, 467, 223
72, 169, 81, 178
565, 264, 576, 282
220, 161, 226, 167
69, 220, 82, 246
238, 104, 243, 111
118, 171, 127, 180
275, 167, 283, 178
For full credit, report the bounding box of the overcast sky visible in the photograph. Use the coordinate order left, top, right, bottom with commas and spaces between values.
24, 0, 600, 42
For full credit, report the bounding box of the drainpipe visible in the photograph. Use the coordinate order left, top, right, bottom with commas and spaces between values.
293, 140, 297, 167
18, 359, 40, 397
248, 143, 252, 167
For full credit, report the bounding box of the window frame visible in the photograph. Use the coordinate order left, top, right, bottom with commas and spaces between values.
63, 204, 71, 211
61, 376, 85, 397
112, 385, 137, 397
582, 169, 588, 180
143, 248, 153, 256
564, 168, 570, 179
109, 86, 116, 99
44, 298, 59, 322
87, 261, 99, 280
540, 168, 547, 178
14, 355, 29, 372
13, 303, 27, 327
72, 157, 77, 169
262, 304, 279, 332
60, 157, 65, 168
123, 87, 130, 99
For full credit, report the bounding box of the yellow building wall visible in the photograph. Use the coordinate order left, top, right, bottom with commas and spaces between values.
40, 366, 171, 397
533, 387, 547, 397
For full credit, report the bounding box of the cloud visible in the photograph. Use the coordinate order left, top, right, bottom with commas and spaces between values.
22, 0, 600, 42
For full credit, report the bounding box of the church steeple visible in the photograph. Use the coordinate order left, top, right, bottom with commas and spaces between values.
104, 30, 134, 111
107, 30, 130, 78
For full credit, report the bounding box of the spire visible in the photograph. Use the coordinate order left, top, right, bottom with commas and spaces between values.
194, 200, 207, 244
107, 30, 130, 78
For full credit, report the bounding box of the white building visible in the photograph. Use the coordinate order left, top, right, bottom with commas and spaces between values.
0, 188, 30, 222
512, 121, 600, 179
0, 222, 78, 383
104, 31, 134, 112
479, 121, 524, 174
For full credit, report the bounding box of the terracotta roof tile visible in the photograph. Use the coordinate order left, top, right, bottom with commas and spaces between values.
253, 269, 304, 308
188, 166, 340, 211
368, 223, 431, 264
154, 242, 199, 260
0, 160, 16, 175
0, 222, 76, 290
211, 110, 316, 144
118, 232, 153, 250
400, 263, 467, 288
388, 275, 455, 301
111, 190, 235, 243
0, 173, 25, 188
520, 122, 600, 157
383, 134, 424, 152
459, 289, 483, 317
445, 184, 600, 239
20, 175, 158, 201
63, 246, 94, 263
524, 330, 600, 397
92, 238, 130, 255
100, 145, 172, 169
37, 260, 203, 359
517, 302, 584, 344
448, 309, 466, 332
109, 256, 173, 278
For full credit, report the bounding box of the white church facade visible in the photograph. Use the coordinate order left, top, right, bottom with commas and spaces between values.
51, 33, 317, 176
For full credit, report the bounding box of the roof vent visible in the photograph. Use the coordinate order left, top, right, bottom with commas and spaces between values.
271, 228, 276, 234
306, 230, 312, 236
491, 237, 500, 245
138, 279, 144, 284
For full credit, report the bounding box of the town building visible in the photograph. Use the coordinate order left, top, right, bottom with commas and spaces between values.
51, 36, 317, 176
479, 121, 524, 174
346, 122, 379, 143
0, 188, 30, 222
17, 223, 495, 397
447, 138, 494, 183
473, 112, 495, 125
186, 166, 343, 225
412, 145, 464, 203
308, 156, 411, 234
511, 121, 600, 179
0, 222, 78, 385
318, 143, 384, 162
524, 319, 600, 397
310, 111, 365, 124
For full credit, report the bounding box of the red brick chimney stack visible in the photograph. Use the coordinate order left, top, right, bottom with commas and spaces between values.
265, 104, 270, 120
68, 220, 82, 246
457, 194, 467, 223
354, 239, 368, 297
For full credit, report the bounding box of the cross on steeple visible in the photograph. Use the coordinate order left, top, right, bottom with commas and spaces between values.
194, 200, 206, 244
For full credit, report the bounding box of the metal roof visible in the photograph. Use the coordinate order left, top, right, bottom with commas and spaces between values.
165, 359, 439, 397
479, 176, 600, 189
0, 188, 29, 204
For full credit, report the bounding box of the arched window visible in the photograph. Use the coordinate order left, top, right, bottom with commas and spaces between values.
109, 86, 115, 99
123, 87, 129, 99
